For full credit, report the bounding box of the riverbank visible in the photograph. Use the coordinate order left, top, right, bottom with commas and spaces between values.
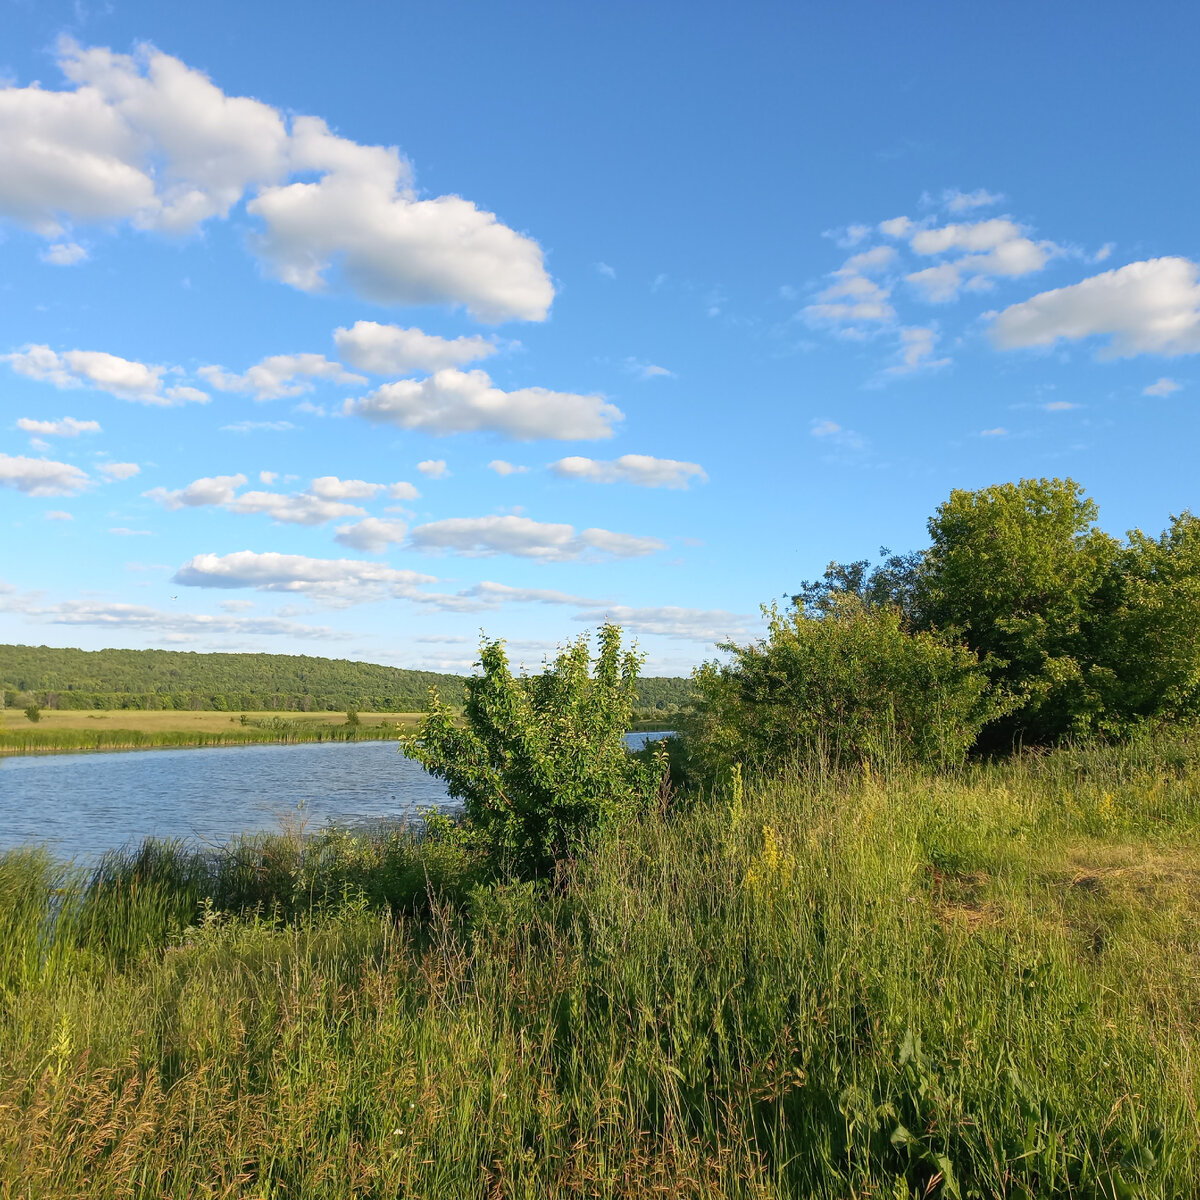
0, 708, 421, 754
2, 732, 1198, 1196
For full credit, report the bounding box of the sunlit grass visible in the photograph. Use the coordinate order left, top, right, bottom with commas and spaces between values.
1, 733, 1198, 1196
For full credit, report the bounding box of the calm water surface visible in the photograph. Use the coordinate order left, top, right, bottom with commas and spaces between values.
0, 733, 671, 862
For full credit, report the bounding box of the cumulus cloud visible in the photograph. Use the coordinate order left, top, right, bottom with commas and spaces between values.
417, 459, 449, 478
5, 344, 208, 405
41, 241, 88, 265
1144, 377, 1182, 397
144, 472, 412, 525
980, 427, 1008, 437
408, 515, 665, 561
572, 605, 748, 643
44, 510, 73, 520
990, 257, 1200, 358
388, 481, 421, 500
0, 40, 553, 320
333, 517, 409, 552
333, 321, 495, 374
226, 490, 365, 525
941, 188, 1004, 213
145, 473, 247, 509
173, 550, 437, 603
550, 454, 708, 489
883, 326, 951, 376
345, 368, 622, 440
15, 415, 100, 437
488, 459, 528, 475
98, 461, 140, 480
0, 453, 90, 496
906, 218, 1056, 302
199, 353, 364, 401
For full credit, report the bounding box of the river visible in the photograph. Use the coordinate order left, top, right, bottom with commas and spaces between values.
0, 733, 672, 863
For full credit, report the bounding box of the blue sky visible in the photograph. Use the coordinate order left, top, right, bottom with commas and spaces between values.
2, 0, 1199, 675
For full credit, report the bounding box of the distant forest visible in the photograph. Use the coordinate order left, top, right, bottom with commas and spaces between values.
0, 645, 695, 714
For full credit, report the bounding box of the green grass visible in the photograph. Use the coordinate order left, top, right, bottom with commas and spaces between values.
1, 734, 1199, 1196
0, 716, 412, 755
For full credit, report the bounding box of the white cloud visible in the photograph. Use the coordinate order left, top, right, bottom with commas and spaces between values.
259, 471, 277, 484
5, 344, 208, 405
44, 509, 73, 520
624, 358, 676, 380
488, 459, 528, 476
809, 419, 865, 451
980, 427, 1008, 437
144, 472, 411, 526
220, 421, 297, 433
990, 257, 1200, 358
462, 580, 603, 607
550, 454, 708, 489
941, 188, 1004, 213
409, 514, 665, 561
803, 249, 897, 331
883, 326, 951, 376
41, 241, 87, 265
333, 517, 409, 552
248, 115, 552, 321
199, 353, 364, 401
98, 461, 140, 480
417, 459, 449, 478
225, 490, 365, 525
15, 415, 100, 437
173, 550, 437, 603
309, 475, 383, 500
572, 604, 748, 643
345, 368, 622, 440
109, 527, 152, 536
906, 218, 1056, 302
1144, 377, 1182, 397
0, 453, 90, 496
0, 588, 342, 641
0, 41, 553, 321
334, 320, 496, 374
145, 473, 247, 509
595, 261, 616, 279
878, 216, 914, 239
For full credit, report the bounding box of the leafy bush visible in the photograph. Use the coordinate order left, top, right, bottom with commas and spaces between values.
686, 597, 1004, 781
403, 624, 665, 878
23, 705, 40, 723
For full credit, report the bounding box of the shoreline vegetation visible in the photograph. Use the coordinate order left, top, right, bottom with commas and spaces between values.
2, 733, 1198, 1196
0, 709, 677, 756
0, 709, 420, 756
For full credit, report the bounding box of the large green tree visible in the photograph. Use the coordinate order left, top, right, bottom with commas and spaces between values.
920, 477, 1119, 743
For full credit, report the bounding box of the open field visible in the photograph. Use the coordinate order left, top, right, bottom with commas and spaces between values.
0, 709, 423, 754
2, 732, 1198, 1197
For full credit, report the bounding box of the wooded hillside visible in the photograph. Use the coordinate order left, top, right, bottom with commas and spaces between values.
0, 645, 694, 713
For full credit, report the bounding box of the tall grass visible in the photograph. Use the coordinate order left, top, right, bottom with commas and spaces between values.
0, 720, 400, 755
1, 735, 1198, 1196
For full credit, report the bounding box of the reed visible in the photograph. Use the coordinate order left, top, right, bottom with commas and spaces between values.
1, 733, 1198, 1196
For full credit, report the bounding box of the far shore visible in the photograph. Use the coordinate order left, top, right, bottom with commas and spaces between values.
0, 709, 423, 756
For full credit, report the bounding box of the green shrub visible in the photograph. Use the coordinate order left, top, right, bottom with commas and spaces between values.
686, 597, 1005, 782
403, 624, 665, 878
23, 705, 40, 723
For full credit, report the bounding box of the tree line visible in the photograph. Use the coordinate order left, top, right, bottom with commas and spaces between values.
0, 645, 694, 714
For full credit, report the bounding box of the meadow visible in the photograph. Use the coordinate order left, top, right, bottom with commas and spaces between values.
2, 732, 1198, 1197
0, 709, 421, 755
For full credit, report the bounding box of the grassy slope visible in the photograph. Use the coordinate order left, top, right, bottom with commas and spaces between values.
2, 735, 1199, 1196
